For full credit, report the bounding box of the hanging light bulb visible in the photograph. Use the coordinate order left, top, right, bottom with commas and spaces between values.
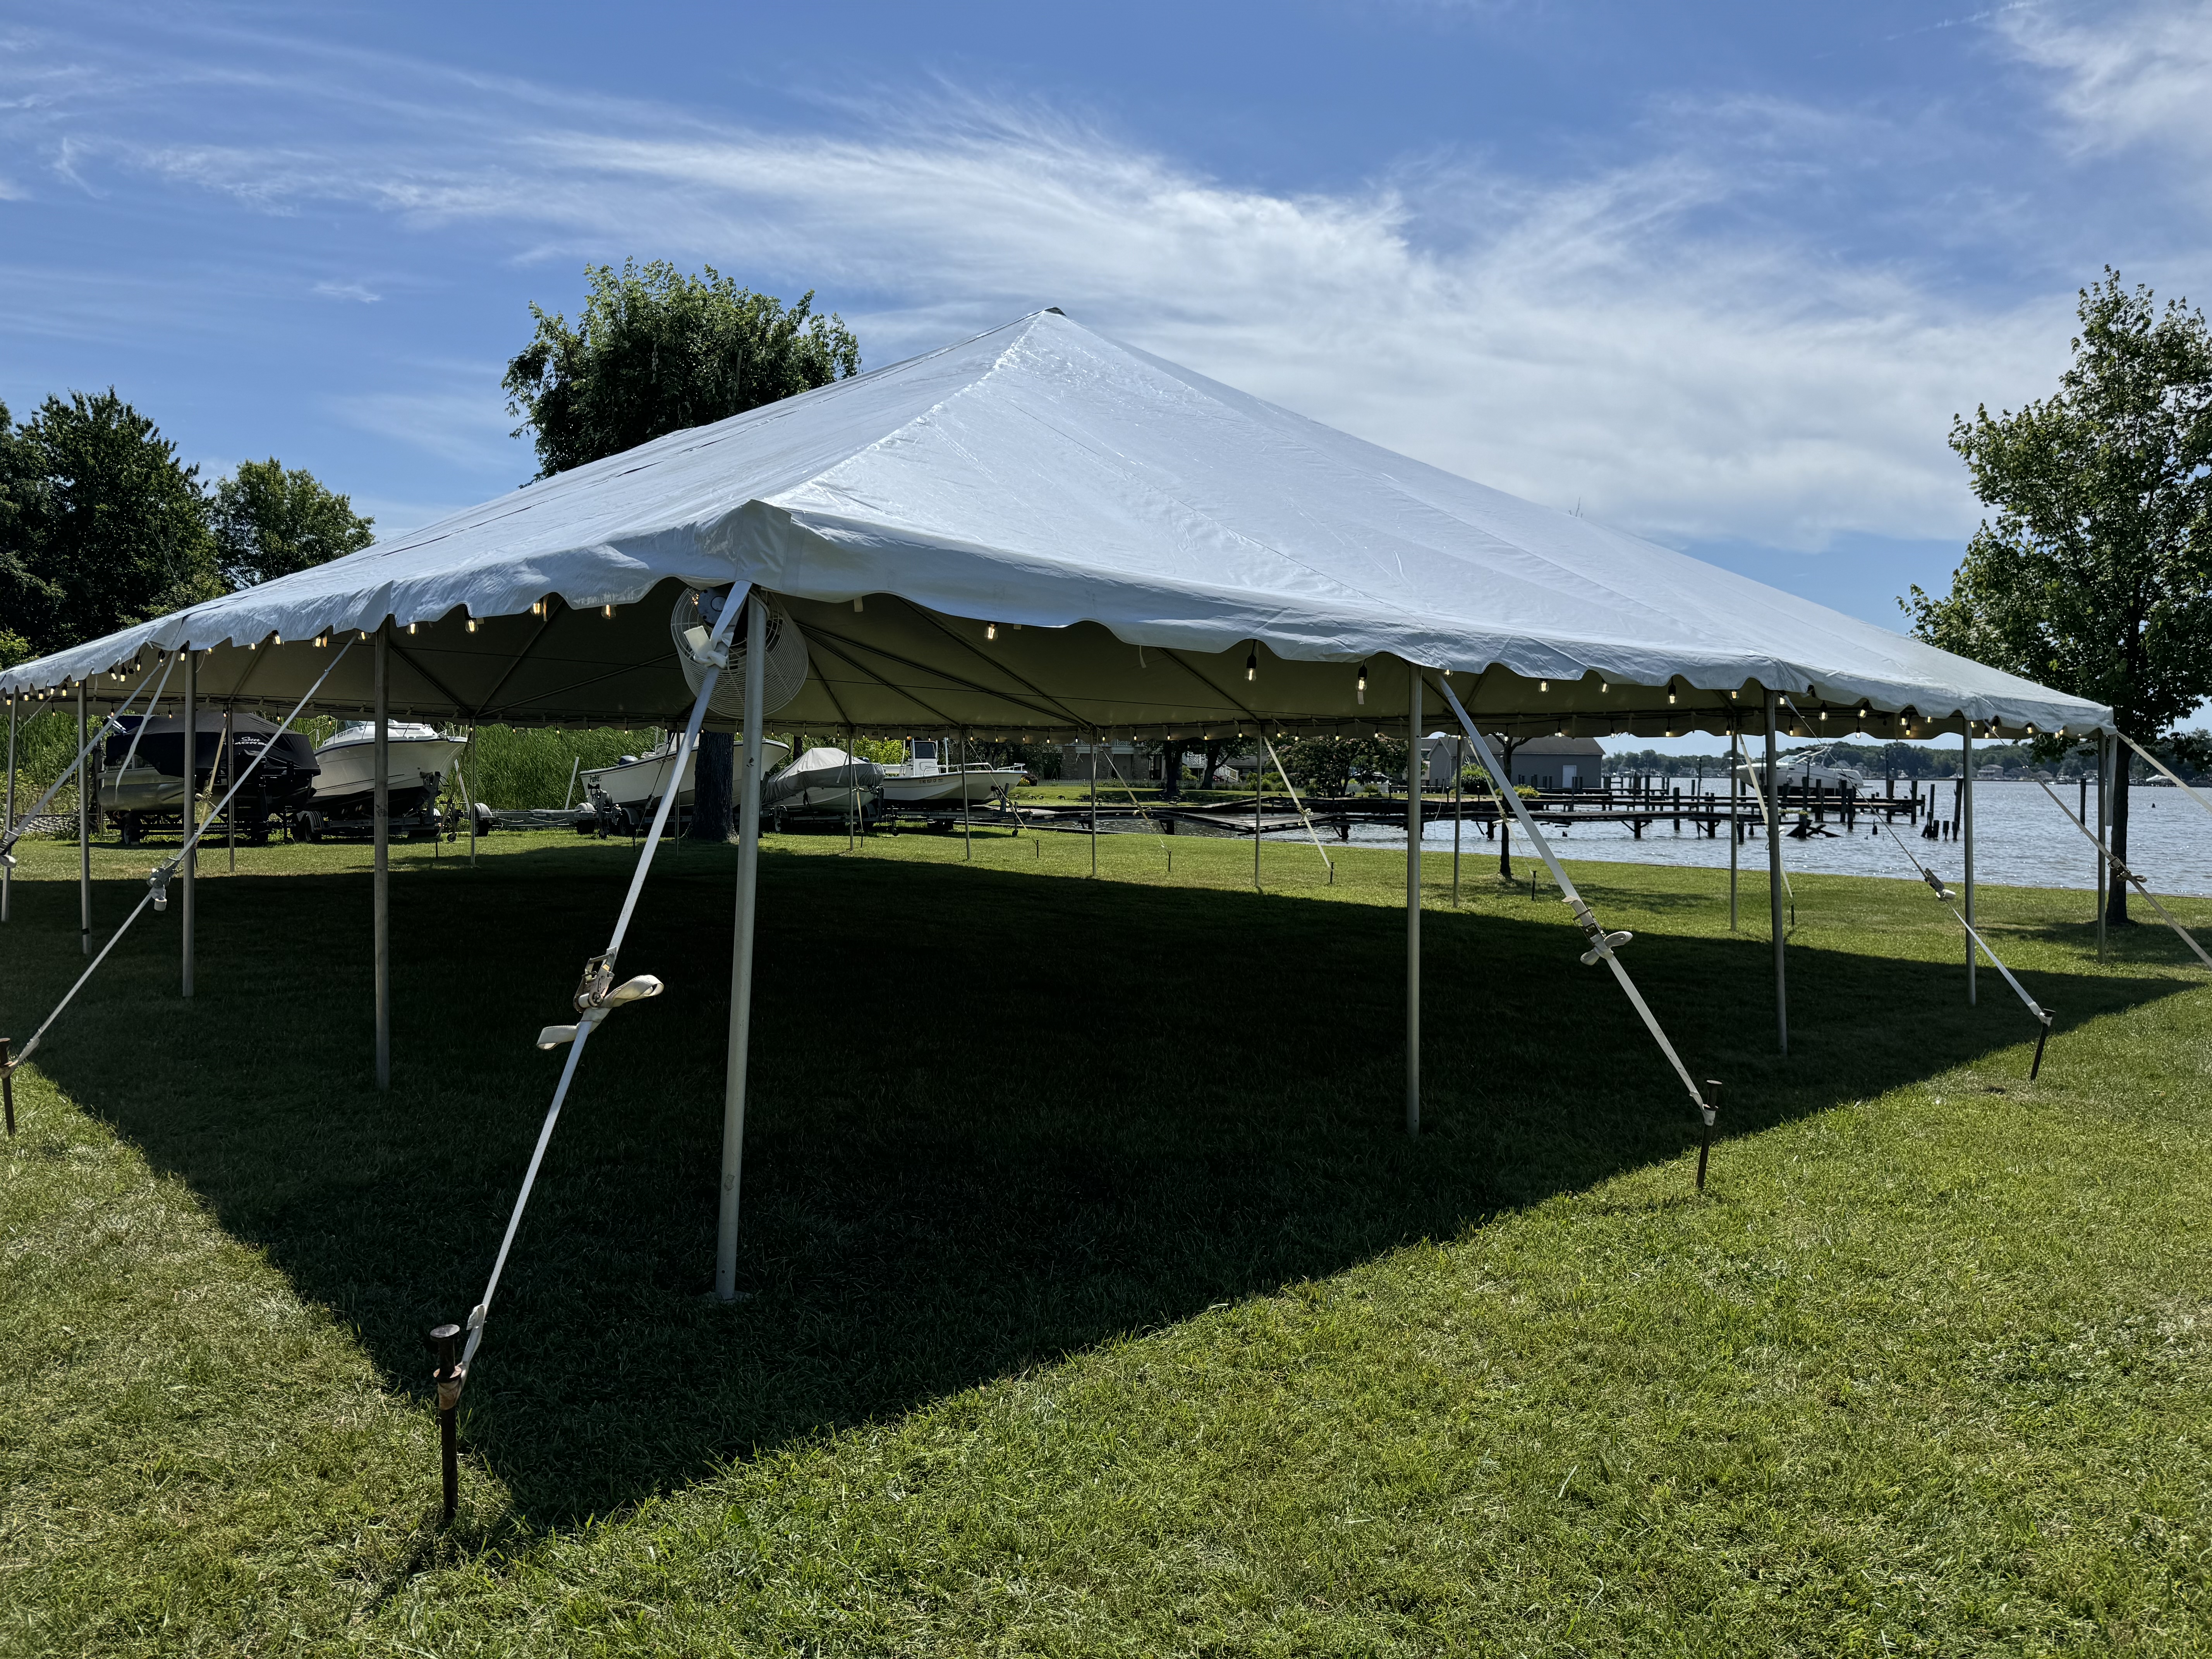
314, 630, 331, 648
1356, 663, 1367, 706
531, 600, 546, 618
1245, 647, 1257, 682
1539, 680, 1549, 693
408, 622, 418, 635
1668, 689, 1677, 705
602, 605, 615, 619
986, 623, 998, 641
466, 617, 478, 634
1600, 681, 1609, 694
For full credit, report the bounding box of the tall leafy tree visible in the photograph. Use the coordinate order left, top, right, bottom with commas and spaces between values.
502, 259, 862, 480
0, 390, 223, 654
1906, 271, 2212, 923
504, 260, 861, 838
210, 457, 375, 587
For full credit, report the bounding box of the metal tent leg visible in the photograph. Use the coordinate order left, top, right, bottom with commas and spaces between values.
1766, 692, 1785, 1055
1406, 668, 1422, 1137
1728, 728, 1740, 932
716, 597, 769, 1302
2096, 734, 2110, 961
1963, 727, 1976, 1004
374, 626, 391, 1090
182, 649, 195, 999
78, 680, 90, 957
3, 693, 15, 924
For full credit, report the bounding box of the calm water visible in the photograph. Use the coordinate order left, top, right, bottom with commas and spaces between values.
1317, 781, 2212, 896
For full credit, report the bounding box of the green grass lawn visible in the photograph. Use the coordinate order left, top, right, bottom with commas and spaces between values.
2, 820, 2209, 1654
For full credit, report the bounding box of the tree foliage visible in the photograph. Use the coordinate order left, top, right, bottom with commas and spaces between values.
1276, 734, 1410, 798
0, 390, 224, 654
210, 457, 375, 587
502, 260, 862, 479
1905, 271, 2212, 918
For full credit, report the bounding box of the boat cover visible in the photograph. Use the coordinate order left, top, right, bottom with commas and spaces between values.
0, 311, 2109, 740
763, 746, 884, 808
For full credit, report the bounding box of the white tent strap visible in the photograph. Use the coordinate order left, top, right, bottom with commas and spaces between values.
12, 891, 158, 1069
459, 1014, 599, 1373
1875, 821, 2047, 1024
1099, 735, 1171, 862
2119, 732, 2212, 830
2037, 780, 2212, 972
1433, 675, 1712, 1123
9, 640, 357, 1070
0, 652, 175, 858
164, 639, 358, 875
1261, 737, 1334, 872
115, 650, 180, 779
457, 582, 750, 1382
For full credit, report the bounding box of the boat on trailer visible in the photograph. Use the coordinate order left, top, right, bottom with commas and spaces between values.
100, 712, 321, 844
580, 733, 792, 832
303, 721, 469, 840
875, 738, 1025, 807
764, 746, 884, 816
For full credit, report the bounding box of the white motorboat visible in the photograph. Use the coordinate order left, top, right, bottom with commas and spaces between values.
313, 721, 468, 807
98, 713, 321, 840
764, 746, 883, 813
1740, 751, 1868, 793
581, 733, 792, 817
875, 738, 1025, 806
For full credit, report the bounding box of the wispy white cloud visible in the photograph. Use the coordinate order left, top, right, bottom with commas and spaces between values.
0, 23, 2096, 552
1999, 0, 2212, 161
311, 280, 379, 302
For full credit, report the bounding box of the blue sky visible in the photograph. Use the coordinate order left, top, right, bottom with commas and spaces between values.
5, 2, 2209, 744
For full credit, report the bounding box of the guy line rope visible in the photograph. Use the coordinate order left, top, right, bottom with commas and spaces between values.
0, 649, 180, 870
1431, 674, 1724, 1189
2, 637, 358, 1084
1874, 816, 2057, 1077
447, 584, 751, 1408
2036, 777, 2212, 972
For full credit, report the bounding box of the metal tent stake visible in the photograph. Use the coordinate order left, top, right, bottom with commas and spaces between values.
2030, 1015, 2053, 1081
429, 1322, 461, 1523
1696, 1079, 1721, 1192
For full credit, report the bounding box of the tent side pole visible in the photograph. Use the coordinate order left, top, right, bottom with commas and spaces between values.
2097, 734, 2110, 960
223, 707, 235, 872
181, 649, 195, 999
1451, 734, 1462, 907
1089, 729, 1099, 878
374, 625, 391, 1091
1406, 669, 1422, 1137
1963, 726, 1976, 1004
961, 727, 972, 860
717, 596, 770, 1301
1766, 692, 1785, 1055
3, 694, 15, 924
78, 680, 90, 957
1728, 728, 1740, 933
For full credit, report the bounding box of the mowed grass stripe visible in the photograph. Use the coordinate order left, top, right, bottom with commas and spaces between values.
0, 826, 2207, 1654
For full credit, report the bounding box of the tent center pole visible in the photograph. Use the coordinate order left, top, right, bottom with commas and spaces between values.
374, 625, 391, 1090
1963, 726, 1976, 1003
717, 596, 770, 1302
1406, 668, 1422, 1137
181, 648, 196, 999
78, 680, 90, 957
1766, 692, 1785, 1055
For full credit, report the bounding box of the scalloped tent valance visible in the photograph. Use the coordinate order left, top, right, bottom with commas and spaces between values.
0, 309, 2109, 743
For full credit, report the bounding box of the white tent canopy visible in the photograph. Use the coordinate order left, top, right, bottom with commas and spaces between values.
0, 309, 2109, 742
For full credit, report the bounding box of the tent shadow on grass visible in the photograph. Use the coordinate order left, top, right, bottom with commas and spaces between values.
0, 845, 2186, 1524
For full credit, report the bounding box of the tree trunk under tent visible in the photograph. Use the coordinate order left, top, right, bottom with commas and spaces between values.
2106, 762, 2134, 926
1158, 739, 1182, 801
692, 731, 735, 842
